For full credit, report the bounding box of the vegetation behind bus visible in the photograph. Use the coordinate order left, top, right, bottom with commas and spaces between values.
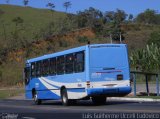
0, 4, 160, 86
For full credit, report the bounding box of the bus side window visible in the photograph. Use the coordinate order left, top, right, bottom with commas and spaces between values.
65, 53, 74, 74
74, 51, 84, 73
36, 61, 41, 77
31, 62, 36, 77
57, 56, 65, 75
42, 59, 49, 76
50, 58, 56, 75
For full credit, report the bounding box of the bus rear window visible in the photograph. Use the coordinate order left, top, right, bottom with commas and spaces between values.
90, 47, 128, 68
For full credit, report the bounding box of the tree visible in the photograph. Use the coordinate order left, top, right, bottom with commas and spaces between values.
77, 7, 103, 28
104, 11, 115, 22
23, 0, 29, 7
46, 2, 55, 17
46, 2, 55, 11
104, 9, 127, 41
6, 0, 10, 4
105, 9, 127, 24
128, 14, 133, 22
136, 9, 157, 24
63, 1, 72, 12
114, 9, 127, 24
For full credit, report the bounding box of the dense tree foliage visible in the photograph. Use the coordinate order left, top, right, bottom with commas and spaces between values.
136, 9, 160, 24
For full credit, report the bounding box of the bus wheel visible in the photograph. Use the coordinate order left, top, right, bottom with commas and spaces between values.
61, 89, 70, 106
92, 96, 106, 105
33, 91, 41, 105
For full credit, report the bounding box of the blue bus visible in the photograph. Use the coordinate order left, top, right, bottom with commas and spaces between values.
24, 44, 131, 105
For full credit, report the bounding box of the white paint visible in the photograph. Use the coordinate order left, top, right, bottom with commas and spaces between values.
39, 77, 87, 99
39, 78, 60, 96
90, 80, 130, 88
91, 73, 101, 78
39, 77, 130, 99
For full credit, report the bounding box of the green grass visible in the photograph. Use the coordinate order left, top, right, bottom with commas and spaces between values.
0, 4, 66, 46
0, 89, 24, 99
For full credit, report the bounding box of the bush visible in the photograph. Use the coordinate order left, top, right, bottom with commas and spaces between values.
59, 39, 68, 47
147, 31, 160, 46
77, 36, 89, 43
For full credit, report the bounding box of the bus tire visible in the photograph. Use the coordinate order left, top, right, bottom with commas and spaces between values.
92, 96, 106, 105
61, 88, 70, 106
33, 91, 41, 105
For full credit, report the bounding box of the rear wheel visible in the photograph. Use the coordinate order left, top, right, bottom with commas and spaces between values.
61, 88, 69, 106
33, 91, 41, 105
92, 96, 106, 105
61, 88, 76, 106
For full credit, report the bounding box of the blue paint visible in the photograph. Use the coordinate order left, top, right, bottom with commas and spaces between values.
67, 88, 86, 93
87, 87, 131, 95
24, 44, 131, 100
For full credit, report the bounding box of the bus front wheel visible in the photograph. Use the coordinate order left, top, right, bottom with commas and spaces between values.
33, 91, 41, 105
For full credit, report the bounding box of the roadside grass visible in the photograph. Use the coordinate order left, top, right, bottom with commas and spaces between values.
0, 89, 24, 99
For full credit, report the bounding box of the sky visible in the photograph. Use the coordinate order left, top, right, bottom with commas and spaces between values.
0, 0, 160, 16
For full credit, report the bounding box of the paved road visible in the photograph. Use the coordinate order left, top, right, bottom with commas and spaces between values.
0, 99, 160, 119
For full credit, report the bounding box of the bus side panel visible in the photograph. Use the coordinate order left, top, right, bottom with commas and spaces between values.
85, 45, 90, 83
26, 72, 87, 100
45, 73, 87, 99
25, 77, 61, 100
25, 90, 32, 99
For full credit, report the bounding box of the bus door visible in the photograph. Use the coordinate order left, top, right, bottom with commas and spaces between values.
24, 66, 31, 86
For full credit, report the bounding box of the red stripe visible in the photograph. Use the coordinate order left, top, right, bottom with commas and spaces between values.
96, 70, 122, 74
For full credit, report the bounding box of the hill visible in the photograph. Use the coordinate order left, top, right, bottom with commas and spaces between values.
0, 4, 66, 49
0, 5, 160, 86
